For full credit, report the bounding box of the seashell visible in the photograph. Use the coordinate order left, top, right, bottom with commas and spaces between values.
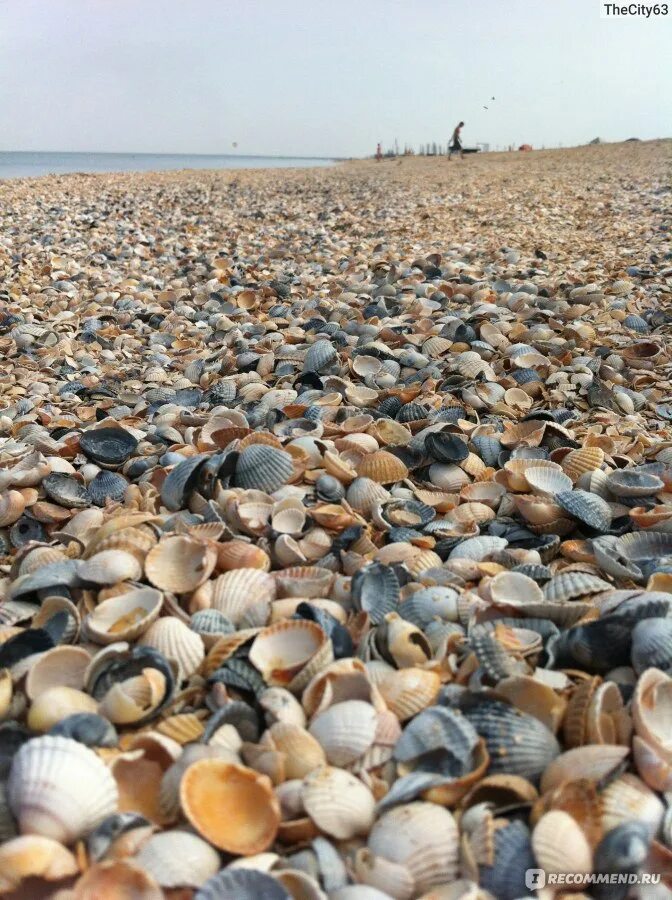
195, 868, 291, 900
631, 617, 672, 675
42, 472, 90, 508
25, 644, 91, 700
376, 666, 440, 720
235, 445, 294, 492
87, 469, 129, 506
449, 536, 508, 561
600, 773, 664, 837
0, 491, 26, 527
346, 477, 390, 513
304, 339, 337, 373
181, 759, 280, 854
27, 686, 99, 732
489, 570, 544, 606
73, 859, 164, 898
606, 467, 665, 497
97, 667, 170, 726
429, 463, 471, 492
631, 667, 672, 759
561, 447, 605, 482
463, 697, 560, 782
8, 734, 118, 842
190, 608, 236, 648
216, 539, 271, 572
555, 489, 612, 532
0, 834, 79, 893
79, 549, 143, 584
353, 847, 415, 899
540, 744, 630, 793
145, 536, 217, 593
85, 587, 163, 644
49, 712, 118, 748
161, 453, 210, 512
301, 766, 376, 839
79, 426, 139, 468
211, 568, 276, 626
356, 450, 409, 484
367, 801, 459, 893
543, 570, 611, 603
532, 810, 592, 884
265, 722, 326, 778
478, 819, 536, 900
138, 616, 205, 681
309, 700, 378, 766
134, 829, 221, 888
249, 619, 330, 689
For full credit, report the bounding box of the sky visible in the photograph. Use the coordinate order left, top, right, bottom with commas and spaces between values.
0, 0, 670, 157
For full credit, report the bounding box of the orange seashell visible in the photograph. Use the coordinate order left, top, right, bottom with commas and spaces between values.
180, 760, 280, 854
356, 450, 409, 485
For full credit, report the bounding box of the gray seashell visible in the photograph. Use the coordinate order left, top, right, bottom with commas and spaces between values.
606, 468, 665, 497
510, 563, 552, 581
469, 624, 518, 681
10, 516, 47, 548
311, 836, 348, 891
195, 868, 291, 900
351, 562, 400, 624
201, 700, 260, 743
316, 474, 346, 502
79, 426, 138, 468
623, 314, 649, 333
87, 812, 152, 862
9, 559, 82, 600
470, 435, 502, 467
377, 771, 458, 812
592, 536, 644, 583
190, 609, 235, 638
234, 445, 294, 492
543, 571, 611, 603
547, 615, 632, 673
424, 432, 469, 463
479, 820, 536, 900
449, 535, 508, 561
592, 822, 650, 900
161, 453, 210, 512
42, 473, 90, 509
303, 339, 337, 373
462, 697, 560, 782
49, 713, 118, 748
556, 489, 612, 532
394, 706, 479, 776
631, 618, 672, 675
87, 470, 128, 506
398, 587, 460, 627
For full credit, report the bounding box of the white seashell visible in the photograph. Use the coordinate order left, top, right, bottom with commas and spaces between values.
84, 587, 163, 645
211, 568, 276, 627
8, 735, 118, 843
78, 549, 142, 585
301, 766, 376, 839
309, 700, 378, 766
133, 829, 221, 888
138, 617, 205, 682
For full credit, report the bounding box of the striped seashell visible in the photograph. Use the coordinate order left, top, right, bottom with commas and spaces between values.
138, 617, 205, 682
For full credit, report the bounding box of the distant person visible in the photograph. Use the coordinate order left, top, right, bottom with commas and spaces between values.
449, 122, 464, 160
376, 142, 382, 162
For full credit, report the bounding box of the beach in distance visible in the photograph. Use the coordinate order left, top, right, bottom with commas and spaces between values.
0, 151, 337, 180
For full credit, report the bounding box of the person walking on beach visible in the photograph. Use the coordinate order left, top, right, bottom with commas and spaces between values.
449, 122, 464, 160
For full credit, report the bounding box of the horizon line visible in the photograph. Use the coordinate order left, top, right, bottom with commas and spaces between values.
0, 150, 345, 161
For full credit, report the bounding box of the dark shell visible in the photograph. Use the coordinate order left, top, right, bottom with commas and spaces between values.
9, 559, 82, 600
303, 339, 337, 373
460, 696, 560, 782
398, 586, 459, 627
556, 489, 612, 532
630, 617, 672, 675
195, 869, 290, 900
190, 609, 235, 637
396, 402, 429, 423
377, 771, 459, 812
376, 397, 402, 418
479, 820, 536, 900
469, 624, 517, 682
88, 646, 175, 725
424, 432, 469, 463
294, 602, 353, 658
234, 445, 294, 493
79, 426, 138, 468
161, 453, 210, 512
622, 314, 649, 333
351, 562, 400, 624
208, 658, 266, 697
87, 470, 128, 506
49, 713, 118, 748
42, 473, 90, 509
592, 822, 650, 900
315, 474, 345, 503
393, 706, 478, 776
0, 627, 54, 668
510, 563, 552, 581
87, 812, 152, 862
201, 700, 260, 743
546, 615, 632, 673
10, 516, 47, 548
470, 435, 502, 468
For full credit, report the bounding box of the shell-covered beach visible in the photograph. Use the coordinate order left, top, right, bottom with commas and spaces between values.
1, 141, 672, 898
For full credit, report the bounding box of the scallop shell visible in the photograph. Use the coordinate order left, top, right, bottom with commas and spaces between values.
561, 447, 605, 482
0, 835, 79, 893
145, 536, 217, 593
448, 536, 508, 561
27, 686, 99, 732
532, 810, 593, 883
216, 540, 271, 572
346, 477, 391, 513
138, 617, 205, 682
190, 609, 236, 648
606, 468, 665, 497
555, 489, 612, 532
85, 587, 163, 644
308, 700, 378, 766
600, 773, 664, 837
356, 450, 409, 484
79, 549, 143, 585
195, 868, 290, 900
489, 571, 544, 606
79, 426, 138, 468
211, 568, 276, 627
301, 766, 376, 840
133, 829, 221, 888
249, 619, 330, 689
543, 570, 612, 603
180, 760, 280, 854
25, 645, 91, 700
235, 445, 294, 492
540, 744, 630, 793
8, 735, 118, 843
376, 667, 441, 720
265, 722, 326, 778
367, 802, 459, 893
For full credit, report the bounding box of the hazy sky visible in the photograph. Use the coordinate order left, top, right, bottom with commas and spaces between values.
1, 0, 670, 157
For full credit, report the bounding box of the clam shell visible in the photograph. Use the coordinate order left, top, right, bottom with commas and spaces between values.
211, 568, 276, 627
195, 868, 290, 900
134, 830, 221, 888
235, 445, 294, 492
8, 735, 118, 843
266, 723, 326, 778
607, 468, 664, 497
138, 617, 205, 681
85, 587, 163, 644
78, 549, 143, 585
555, 489, 612, 532
532, 809, 592, 880
540, 744, 630, 793
600, 773, 664, 837
49, 712, 118, 748
43, 472, 90, 509
79, 426, 138, 468
367, 801, 459, 893
309, 700, 378, 766
356, 450, 409, 484
180, 760, 280, 854
561, 447, 605, 482
27, 686, 99, 732
73, 859, 164, 898
25, 645, 91, 700
301, 766, 376, 839
249, 620, 330, 689
449, 536, 508, 561
543, 571, 611, 603
489, 571, 544, 606
0, 835, 79, 892
376, 667, 440, 720
145, 536, 217, 593
631, 617, 672, 675
346, 477, 390, 513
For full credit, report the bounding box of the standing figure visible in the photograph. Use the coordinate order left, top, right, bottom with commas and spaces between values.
376, 142, 382, 162
449, 122, 464, 160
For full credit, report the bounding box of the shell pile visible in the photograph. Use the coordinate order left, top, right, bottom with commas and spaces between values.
1, 144, 672, 898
